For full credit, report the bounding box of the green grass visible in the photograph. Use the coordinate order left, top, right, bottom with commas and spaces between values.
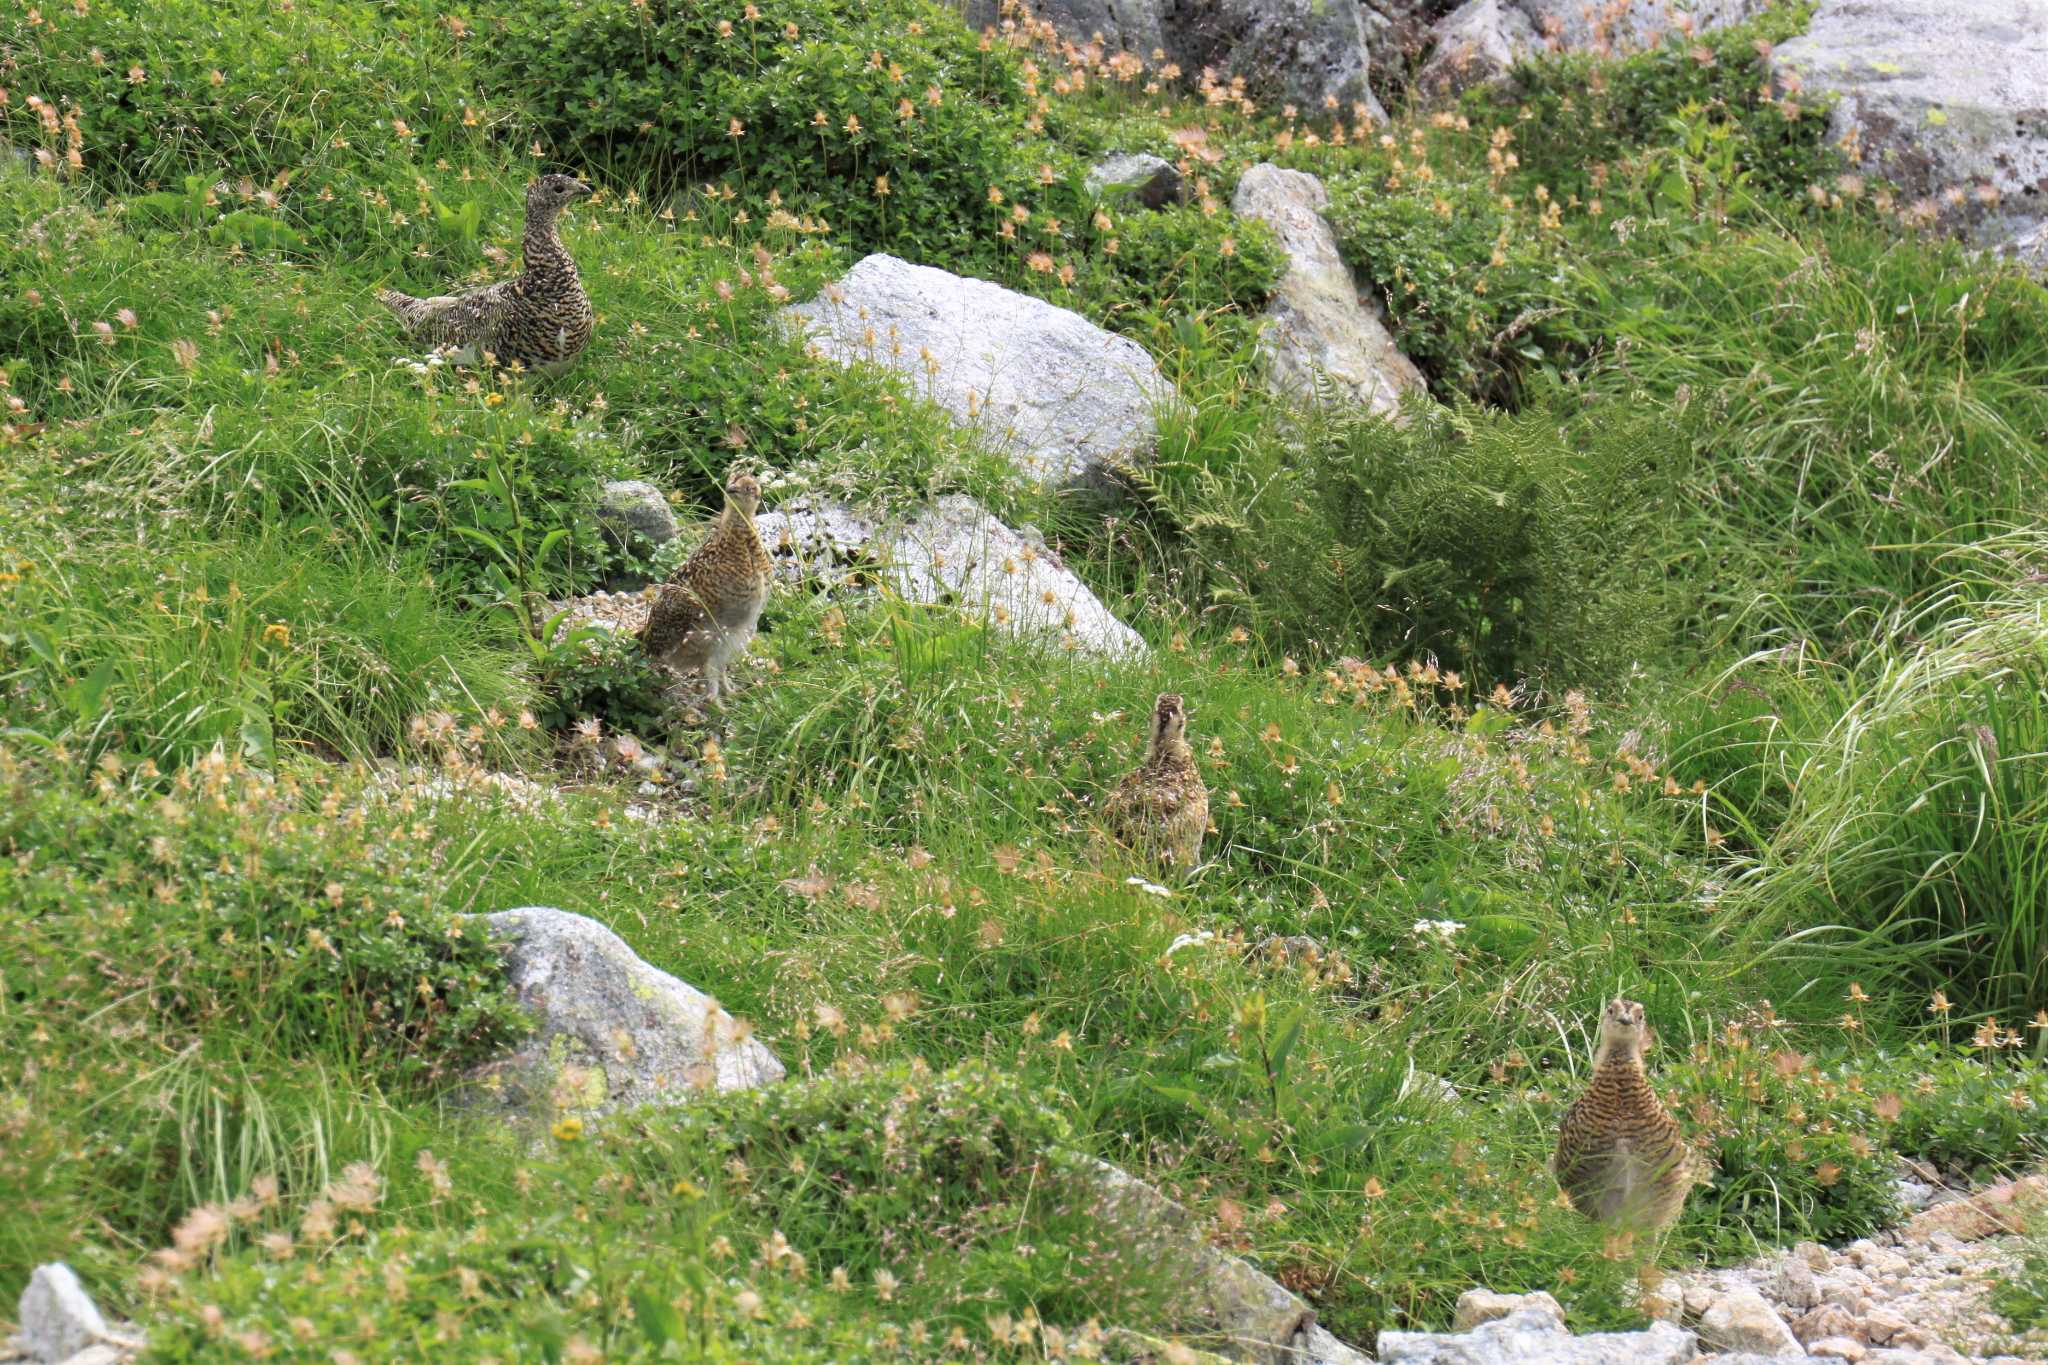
5, 0, 2048, 1358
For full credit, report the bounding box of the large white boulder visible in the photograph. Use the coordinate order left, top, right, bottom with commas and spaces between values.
1231, 164, 1425, 418
465, 907, 784, 1124
757, 493, 1147, 659
1772, 0, 2048, 270
782, 254, 1171, 491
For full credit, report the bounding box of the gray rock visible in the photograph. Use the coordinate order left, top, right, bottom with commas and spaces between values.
757, 494, 1146, 658
1161, 0, 1389, 124
1082, 1157, 1342, 1365
1378, 1307, 1698, 1365
1453, 1288, 1564, 1332
1415, 0, 1541, 97
1762, 1249, 1821, 1313
18, 1264, 108, 1363
1419, 0, 1767, 97
594, 480, 679, 593
966, 0, 1405, 122
1085, 152, 1184, 209
1231, 164, 1425, 417
1290, 1322, 1375, 1365
465, 907, 784, 1124
961, 0, 1165, 53
1697, 1285, 1803, 1357
1772, 0, 2048, 270
782, 254, 1172, 491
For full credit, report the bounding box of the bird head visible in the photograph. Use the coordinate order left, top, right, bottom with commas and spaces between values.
529, 174, 595, 214
1149, 692, 1188, 750
725, 471, 762, 516
1595, 997, 1650, 1062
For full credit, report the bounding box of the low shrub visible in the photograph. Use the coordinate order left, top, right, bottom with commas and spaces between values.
1667, 577, 2048, 1016
490, 0, 1037, 270
0, 752, 529, 1074
1659, 1038, 1901, 1258
1466, 4, 1833, 206
1150, 400, 1681, 688
3, 0, 483, 188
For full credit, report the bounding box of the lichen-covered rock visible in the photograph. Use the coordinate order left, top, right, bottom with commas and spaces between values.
1771, 0, 2048, 270
1231, 164, 1424, 417
782, 254, 1171, 490
465, 907, 784, 1124
1378, 1306, 1698, 1364
1419, 0, 1766, 97
1083, 1157, 1349, 1365
756, 494, 1147, 658
17, 1264, 110, 1363
1084, 152, 1184, 209
595, 479, 679, 591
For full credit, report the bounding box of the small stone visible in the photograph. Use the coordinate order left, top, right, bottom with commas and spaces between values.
1453, 1288, 1564, 1332
1083, 153, 1182, 210
1682, 1281, 1718, 1318
1763, 1252, 1820, 1312
1860, 1310, 1929, 1349
1810, 1339, 1868, 1362
1792, 1304, 1859, 1346
19, 1264, 110, 1363
1698, 1285, 1803, 1357
1793, 1241, 1832, 1271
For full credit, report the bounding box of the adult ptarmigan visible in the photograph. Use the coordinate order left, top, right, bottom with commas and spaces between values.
1554, 997, 1703, 1238
378, 174, 594, 376
638, 472, 773, 703
1099, 693, 1210, 876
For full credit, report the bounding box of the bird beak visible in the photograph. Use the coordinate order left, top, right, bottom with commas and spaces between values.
573, 180, 594, 197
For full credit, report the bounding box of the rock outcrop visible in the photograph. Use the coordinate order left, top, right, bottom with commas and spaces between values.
782, 254, 1171, 491
7, 1264, 140, 1365
1083, 1158, 1371, 1365
1379, 1295, 1698, 1365
464, 907, 785, 1125
756, 493, 1147, 658
967, 0, 1411, 122
1419, 0, 1767, 97
1771, 0, 2048, 270
1230, 163, 1424, 417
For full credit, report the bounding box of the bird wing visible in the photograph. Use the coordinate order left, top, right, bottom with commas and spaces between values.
387, 279, 519, 351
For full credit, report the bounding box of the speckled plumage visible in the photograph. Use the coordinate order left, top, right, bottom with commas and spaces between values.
1555, 999, 1702, 1234
637, 473, 773, 702
378, 175, 594, 376
1100, 693, 1210, 874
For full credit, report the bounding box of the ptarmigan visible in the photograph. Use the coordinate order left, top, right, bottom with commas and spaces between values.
638, 471, 773, 703
377, 174, 594, 376
1554, 998, 1703, 1236
1099, 693, 1209, 875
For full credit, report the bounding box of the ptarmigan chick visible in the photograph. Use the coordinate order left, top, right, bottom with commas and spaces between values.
1099, 693, 1209, 874
638, 472, 773, 703
1554, 998, 1702, 1236
378, 174, 594, 376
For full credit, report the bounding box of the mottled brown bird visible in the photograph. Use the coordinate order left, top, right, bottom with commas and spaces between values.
1554, 998, 1702, 1235
378, 174, 594, 376
1099, 693, 1209, 875
638, 472, 772, 702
